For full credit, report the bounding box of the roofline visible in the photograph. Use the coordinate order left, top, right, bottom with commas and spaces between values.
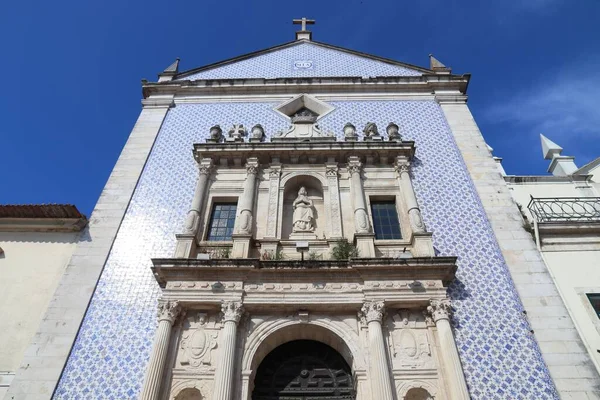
174, 39, 440, 80
0, 204, 87, 233
574, 156, 600, 175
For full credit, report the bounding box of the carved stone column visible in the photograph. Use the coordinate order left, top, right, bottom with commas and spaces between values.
394, 157, 425, 233
347, 156, 375, 257
232, 158, 259, 258
326, 162, 343, 239
360, 301, 394, 400
213, 301, 244, 400
140, 300, 182, 400
427, 299, 469, 400
394, 157, 434, 257
175, 158, 213, 257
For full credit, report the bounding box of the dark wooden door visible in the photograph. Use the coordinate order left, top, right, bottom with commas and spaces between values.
252, 340, 355, 400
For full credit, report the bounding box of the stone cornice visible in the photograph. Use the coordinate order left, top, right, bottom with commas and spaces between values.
150, 256, 458, 288
142, 74, 470, 99
193, 141, 416, 166
0, 217, 87, 233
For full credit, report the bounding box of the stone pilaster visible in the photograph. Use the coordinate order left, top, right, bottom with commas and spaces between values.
262, 164, 282, 255
232, 158, 259, 258
213, 301, 244, 400
360, 301, 394, 400
427, 299, 469, 400
140, 300, 182, 400
347, 156, 375, 257
325, 163, 343, 239
175, 158, 213, 258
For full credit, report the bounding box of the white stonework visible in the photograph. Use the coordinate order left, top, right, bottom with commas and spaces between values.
439, 99, 600, 398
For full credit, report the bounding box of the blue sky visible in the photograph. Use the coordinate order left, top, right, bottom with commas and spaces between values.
1, 0, 599, 215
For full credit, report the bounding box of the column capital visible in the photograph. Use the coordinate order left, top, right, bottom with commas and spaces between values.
221, 301, 244, 323
157, 300, 182, 325
393, 157, 411, 176
198, 158, 214, 175
325, 165, 339, 177
268, 166, 281, 179
245, 157, 260, 175
346, 156, 362, 176
360, 301, 385, 323
427, 298, 452, 322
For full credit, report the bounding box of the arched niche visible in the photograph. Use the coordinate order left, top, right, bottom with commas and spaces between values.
174, 387, 203, 400
281, 174, 325, 239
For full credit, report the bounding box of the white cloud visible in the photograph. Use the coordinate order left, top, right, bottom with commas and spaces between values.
484, 62, 600, 140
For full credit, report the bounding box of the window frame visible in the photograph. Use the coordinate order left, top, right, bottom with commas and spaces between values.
369, 198, 403, 241
206, 202, 238, 242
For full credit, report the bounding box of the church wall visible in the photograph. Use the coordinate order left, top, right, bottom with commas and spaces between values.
440, 101, 600, 398
5, 102, 173, 400
52, 99, 558, 399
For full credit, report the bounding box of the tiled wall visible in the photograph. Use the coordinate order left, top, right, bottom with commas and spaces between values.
179, 42, 422, 80
54, 100, 557, 399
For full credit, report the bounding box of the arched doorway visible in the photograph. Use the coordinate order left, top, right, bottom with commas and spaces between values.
252, 340, 356, 400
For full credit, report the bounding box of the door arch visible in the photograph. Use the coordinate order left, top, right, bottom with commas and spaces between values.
252, 340, 355, 400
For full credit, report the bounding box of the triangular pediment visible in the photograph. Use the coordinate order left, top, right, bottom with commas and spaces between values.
175, 41, 430, 81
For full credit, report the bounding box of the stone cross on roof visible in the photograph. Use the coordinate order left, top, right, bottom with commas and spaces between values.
293, 17, 315, 41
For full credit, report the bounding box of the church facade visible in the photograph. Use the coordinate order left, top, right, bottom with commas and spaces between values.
8, 21, 600, 400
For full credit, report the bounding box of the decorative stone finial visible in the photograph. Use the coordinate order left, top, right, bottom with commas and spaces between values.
250, 124, 265, 142
363, 122, 382, 141
360, 301, 385, 323
207, 125, 223, 143
157, 300, 182, 324
158, 58, 180, 82
227, 124, 246, 142
429, 54, 451, 73
540, 134, 578, 176
221, 301, 244, 323
343, 123, 357, 141
427, 298, 451, 323
386, 122, 402, 141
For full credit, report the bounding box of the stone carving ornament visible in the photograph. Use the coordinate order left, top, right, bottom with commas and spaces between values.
343, 122, 357, 140
250, 124, 265, 141
363, 122, 381, 138
386, 122, 402, 140
427, 298, 451, 322
360, 301, 385, 323
157, 300, 182, 325
208, 125, 223, 142
179, 313, 218, 367
292, 186, 315, 232
227, 124, 246, 141
221, 301, 244, 323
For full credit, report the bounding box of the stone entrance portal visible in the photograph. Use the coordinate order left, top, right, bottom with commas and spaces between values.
252, 340, 356, 400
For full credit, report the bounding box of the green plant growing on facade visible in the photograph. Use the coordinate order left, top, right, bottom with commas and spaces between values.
330, 239, 359, 260
308, 251, 322, 260
261, 248, 286, 261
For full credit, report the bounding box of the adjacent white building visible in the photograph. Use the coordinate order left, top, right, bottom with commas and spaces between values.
505, 134, 600, 376
0, 205, 86, 399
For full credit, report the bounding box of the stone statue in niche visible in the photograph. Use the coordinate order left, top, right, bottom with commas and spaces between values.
292, 187, 315, 232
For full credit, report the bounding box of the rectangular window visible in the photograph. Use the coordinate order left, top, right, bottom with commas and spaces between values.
587, 294, 600, 319
207, 203, 237, 241
371, 201, 402, 240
